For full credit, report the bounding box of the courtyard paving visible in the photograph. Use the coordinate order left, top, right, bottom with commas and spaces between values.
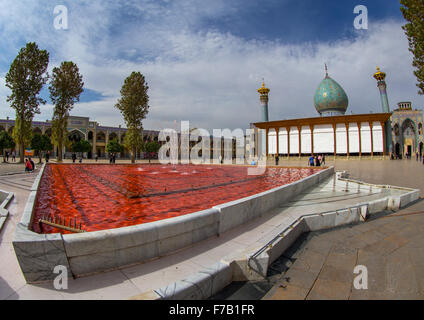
0, 158, 422, 300
264, 158, 424, 300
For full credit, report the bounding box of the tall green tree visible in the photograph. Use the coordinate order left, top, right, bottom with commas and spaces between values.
106, 138, 124, 154
31, 133, 52, 163
5, 42, 49, 163
142, 140, 161, 162
115, 72, 149, 163
0, 131, 16, 162
72, 139, 91, 157
49, 61, 84, 162
400, 0, 424, 95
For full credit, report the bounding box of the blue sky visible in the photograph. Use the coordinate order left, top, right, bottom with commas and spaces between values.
0, 0, 422, 130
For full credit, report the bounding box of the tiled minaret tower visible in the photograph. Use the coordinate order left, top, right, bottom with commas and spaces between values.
373, 67, 393, 153
258, 80, 270, 122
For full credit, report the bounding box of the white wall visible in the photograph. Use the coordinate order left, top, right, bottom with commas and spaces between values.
335, 124, 348, 154
361, 122, 372, 153
349, 123, 360, 153
313, 124, 334, 154
268, 129, 277, 154
301, 126, 312, 154
261, 120, 382, 156
372, 122, 384, 153
289, 127, 299, 155
279, 128, 288, 154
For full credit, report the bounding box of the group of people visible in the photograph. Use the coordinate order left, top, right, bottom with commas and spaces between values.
24, 158, 35, 172
3, 151, 16, 162
308, 154, 325, 167
109, 153, 117, 163
391, 151, 424, 164
71, 153, 83, 163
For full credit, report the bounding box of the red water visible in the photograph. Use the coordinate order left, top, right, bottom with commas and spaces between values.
32, 164, 321, 234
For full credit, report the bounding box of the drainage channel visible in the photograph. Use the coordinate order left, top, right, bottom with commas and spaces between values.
209, 209, 397, 300
209, 232, 312, 300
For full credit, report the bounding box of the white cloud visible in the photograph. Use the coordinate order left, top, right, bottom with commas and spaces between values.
0, 1, 422, 132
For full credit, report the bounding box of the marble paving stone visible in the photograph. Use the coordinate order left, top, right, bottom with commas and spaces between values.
325, 252, 357, 271
408, 247, 424, 266
120, 258, 203, 294
291, 250, 327, 274
59, 270, 141, 300
306, 278, 351, 300
330, 243, 358, 255
385, 248, 420, 294
318, 265, 354, 284
264, 284, 309, 300
301, 236, 334, 256
383, 234, 409, 249
6, 283, 66, 300
280, 268, 318, 290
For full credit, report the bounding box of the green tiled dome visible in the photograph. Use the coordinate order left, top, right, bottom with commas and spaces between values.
314, 75, 349, 116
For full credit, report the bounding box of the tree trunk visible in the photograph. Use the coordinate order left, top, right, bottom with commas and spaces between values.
19, 143, 25, 164
58, 140, 63, 162
131, 147, 136, 164
18, 113, 25, 163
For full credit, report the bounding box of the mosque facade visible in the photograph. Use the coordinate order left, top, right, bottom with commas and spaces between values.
0, 116, 159, 159
252, 67, 423, 159
392, 102, 423, 158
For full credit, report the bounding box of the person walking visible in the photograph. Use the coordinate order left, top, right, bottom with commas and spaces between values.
45, 151, 50, 163
315, 155, 320, 167
11, 151, 15, 162
72, 153, 76, 163
309, 155, 314, 167
322, 154, 326, 165
275, 154, 279, 166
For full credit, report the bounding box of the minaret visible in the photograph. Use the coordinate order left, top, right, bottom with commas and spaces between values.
373, 67, 390, 113
257, 80, 270, 122
373, 67, 393, 153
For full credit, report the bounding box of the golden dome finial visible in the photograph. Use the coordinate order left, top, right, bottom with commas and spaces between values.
373, 66, 386, 81
258, 78, 270, 95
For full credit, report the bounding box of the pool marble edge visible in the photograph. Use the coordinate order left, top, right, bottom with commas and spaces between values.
0, 188, 14, 232
13, 165, 334, 282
